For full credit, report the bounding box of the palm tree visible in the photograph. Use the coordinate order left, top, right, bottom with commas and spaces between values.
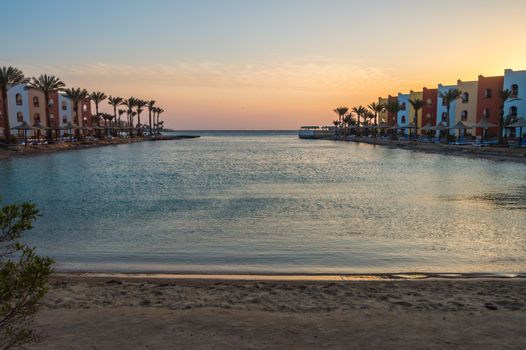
0, 66, 29, 141
107, 96, 123, 132
134, 99, 148, 136
155, 107, 164, 134
439, 88, 463, 132
351, 105, 367, 136
498, 89, 516, 144
147, 100, 156, 135
409, 98, 425, 139
27, 74, 65, 139
117, 109, 126, 127
385, 99, 402, 126
89, 91, 107, 125
63, 88, 89, 136
368, 102, 384, 137
122, 97, 137, 136
333, 107, 348, 137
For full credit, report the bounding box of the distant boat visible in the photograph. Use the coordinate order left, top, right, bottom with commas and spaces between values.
298, 126, 334, 139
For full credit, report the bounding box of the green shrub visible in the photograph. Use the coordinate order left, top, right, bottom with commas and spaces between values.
0, 201, 54, 350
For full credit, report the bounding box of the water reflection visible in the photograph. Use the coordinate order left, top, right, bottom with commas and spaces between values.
0, 131, 525, 273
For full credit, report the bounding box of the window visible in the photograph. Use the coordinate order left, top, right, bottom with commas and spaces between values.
461, 110, 468, 121
484, 88, 492, 99
441, 112, 447, 122
426, 98, 432, 106
62, 117, 68, 124
33, 96, 40, 107
34, 113, 41, 123
401, 115, 406, 123
400, 103, 406, 111
48, 98, 54, 107
17, 112, 23, 122
511, 84, 519, 97
441, 97, 446, 106
483, 108, 490, 118
61, 101, 68, 111
510, 106, 518, 117
82, 104, 88, 112
15, 93, 22, 105
462, 92, 469, 103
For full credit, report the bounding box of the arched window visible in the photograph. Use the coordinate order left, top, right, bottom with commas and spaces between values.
82, 104, 88, 112
16, 112, 24, 122
15, 93, 23, 105
401, 115, 406, 123
426, 98, 432, 106
462, 92, 469, 103
483, 108, 490, 118
510, 106, 518, 117
425, 113, 431, 121
441, 112, 447, 122
34, 113, 41, 123
48, 98, 54, 107
33, 96, 39, 107
61, 101, 68, 111
511, 84, 519, 97
62, 117, 68, 124
461, 110, 468, 121
484, 88, 492, 99
401, 103, 406, 111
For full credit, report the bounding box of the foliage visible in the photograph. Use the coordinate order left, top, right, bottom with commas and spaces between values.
0, 201, 54, 350
0, 67, 29, 140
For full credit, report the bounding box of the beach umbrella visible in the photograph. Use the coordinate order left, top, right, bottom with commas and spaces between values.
401, 122, 416, 139
33, 122, 51, 142
506, 118, 526, 147
433, 122, 449, 142
61, 122, 79, 141
421, 122, 434, 140
11, 121, 35, 145
452, 121, 474, 142
474, 118, 497, 143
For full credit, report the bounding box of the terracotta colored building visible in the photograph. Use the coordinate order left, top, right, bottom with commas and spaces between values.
422, 87, 437, 129
476, 75, 503, 138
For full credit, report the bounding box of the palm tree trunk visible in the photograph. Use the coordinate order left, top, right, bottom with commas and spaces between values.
148, 110, 152, 135
414, 111, 418, 140
2, 89, 11, 141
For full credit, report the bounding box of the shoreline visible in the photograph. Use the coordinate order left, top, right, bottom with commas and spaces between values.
28, 274, 526, 349
54, 271, 526, 281
0, 134, 198, 159
326, 136, 526, 163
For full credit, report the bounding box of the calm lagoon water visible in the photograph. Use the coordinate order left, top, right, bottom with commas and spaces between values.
0, 131, 525, 274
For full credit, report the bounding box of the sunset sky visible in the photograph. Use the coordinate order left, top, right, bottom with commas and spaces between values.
3, 0, 526, 129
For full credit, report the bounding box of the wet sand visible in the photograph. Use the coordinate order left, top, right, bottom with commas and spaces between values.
28, 275, 526, 349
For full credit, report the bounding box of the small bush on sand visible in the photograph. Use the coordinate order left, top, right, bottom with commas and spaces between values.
0, 200, 54, 350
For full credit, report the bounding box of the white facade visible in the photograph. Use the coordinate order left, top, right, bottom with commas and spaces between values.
397, 93, 410, 135
7, 83, 30, 128
436, 83, 459, 135
58, 93, 74, 136
503, 69, 526, 137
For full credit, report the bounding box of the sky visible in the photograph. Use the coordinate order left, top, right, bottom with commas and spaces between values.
2, 0, 526, 129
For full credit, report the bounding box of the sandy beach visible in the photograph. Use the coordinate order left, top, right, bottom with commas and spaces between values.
27, 275, 526, 349
0, 135, 197, 159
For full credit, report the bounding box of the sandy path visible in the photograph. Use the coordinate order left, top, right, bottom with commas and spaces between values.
24, 276, 526, 349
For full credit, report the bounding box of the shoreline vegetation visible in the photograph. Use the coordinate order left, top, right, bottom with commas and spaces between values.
27, 274, 526, 349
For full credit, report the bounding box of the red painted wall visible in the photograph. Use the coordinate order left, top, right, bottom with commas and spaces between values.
81, 98, 93, 126
48, 91, 60, 128
476, 75, 503, 137
422, 88, 438, 127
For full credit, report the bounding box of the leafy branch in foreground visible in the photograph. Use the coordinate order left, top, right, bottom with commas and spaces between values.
0, 201, 54, 350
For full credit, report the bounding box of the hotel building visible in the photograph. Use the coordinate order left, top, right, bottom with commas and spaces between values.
408, 90, 423, 133
503, 69, 526, 137
475, 75, 503, 138
436, 83, 459, 135
455, 79, 478, 136
422, 87, 438, 130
